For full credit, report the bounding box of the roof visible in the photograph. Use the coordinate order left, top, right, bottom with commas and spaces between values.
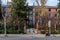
46, 6, 57, 9
28, 6, 57, 9
2, 5, 57, 9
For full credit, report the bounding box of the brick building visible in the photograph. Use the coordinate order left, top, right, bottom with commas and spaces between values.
27, 6, 58, 33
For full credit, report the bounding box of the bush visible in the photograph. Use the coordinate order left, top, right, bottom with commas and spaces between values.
58, 30, 60, 34
0, 22, 25, 34
16, 30, 24, 34
0, 30, 4, 34
41, 30, 45, 34
0, 22, 4, 34
7, 29, 24, 34
6, 27, 12, 34
0, 22, 4, 30
51, 31, 58, 34
40, 30, 59, 34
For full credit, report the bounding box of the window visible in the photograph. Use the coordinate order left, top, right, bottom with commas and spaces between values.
29, 20, 33, 24
55, 14, 57, 17
56, 9, 57, 11
49, 14, 51, 17
49, 9, 51, 11
48, 13, 52, 18
29, 11, 32, 15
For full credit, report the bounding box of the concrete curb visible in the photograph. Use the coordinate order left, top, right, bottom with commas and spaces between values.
0, 34, 60, 38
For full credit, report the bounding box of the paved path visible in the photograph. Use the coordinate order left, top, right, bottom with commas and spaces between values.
0, 34, 60, 40
0, 37, 60, 40
1, 34, 60, 38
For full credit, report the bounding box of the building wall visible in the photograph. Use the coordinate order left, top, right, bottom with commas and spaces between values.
34, 6, 58, 30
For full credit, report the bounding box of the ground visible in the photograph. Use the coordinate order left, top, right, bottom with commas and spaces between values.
0, 34, 60, 40
0, 37, 60, 40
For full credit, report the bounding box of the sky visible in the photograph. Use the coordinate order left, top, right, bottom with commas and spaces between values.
1, 0, 58, 6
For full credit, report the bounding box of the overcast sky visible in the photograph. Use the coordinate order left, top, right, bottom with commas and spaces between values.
1, 0, 58, 6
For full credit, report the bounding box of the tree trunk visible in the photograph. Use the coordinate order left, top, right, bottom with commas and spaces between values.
17, 20, 20, 30
4, 16, 7, 35
54, 24, 56, 31
36, 22, 39, 34
24, 23, 26, 33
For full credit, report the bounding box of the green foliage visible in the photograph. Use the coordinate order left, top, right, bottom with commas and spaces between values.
58, 0, 60, 14
0, 30, 4, 34
12, 0, 27, 17
0, 4, 1, 13
0, 22, 4, 34
51, 31, 58, 34
0, 3, 2, 19
12, 0, 27, 27
57, 0, 60, 9
40, 30, 59, 34
41, 30, 45, 34
11, 0, 28, 33
58, 10, 60, 14
7, 29, 24, 34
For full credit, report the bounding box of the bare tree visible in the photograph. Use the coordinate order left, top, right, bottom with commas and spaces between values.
35, 0, 47, 34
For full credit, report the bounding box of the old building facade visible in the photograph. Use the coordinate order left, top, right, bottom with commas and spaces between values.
28, 6, 58, 33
